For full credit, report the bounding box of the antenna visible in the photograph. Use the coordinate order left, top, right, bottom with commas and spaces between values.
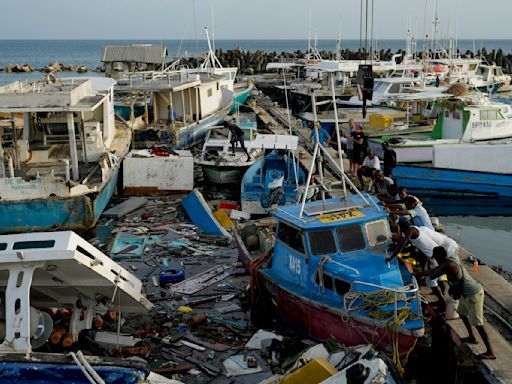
192, 0, 198, 49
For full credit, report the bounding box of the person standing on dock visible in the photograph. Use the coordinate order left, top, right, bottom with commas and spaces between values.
416, 246, 496, 360
223, 120, 251, 161
381, 142, 397, 178
343, 119, 359, 176
309, 122, 331, 146
351, 124, 367, 176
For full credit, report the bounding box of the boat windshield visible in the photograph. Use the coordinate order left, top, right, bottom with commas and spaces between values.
277, 223, 305, 254
308, 230, 337, 256
365, 220, 391, 247
336, 224, 366, 252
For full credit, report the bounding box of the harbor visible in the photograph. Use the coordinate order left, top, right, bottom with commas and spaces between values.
1, 1, 512, 383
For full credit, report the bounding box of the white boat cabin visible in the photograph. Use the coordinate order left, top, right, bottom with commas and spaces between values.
0, 78, 126, 200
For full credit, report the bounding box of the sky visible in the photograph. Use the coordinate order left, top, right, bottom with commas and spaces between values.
1, 0, 511, 40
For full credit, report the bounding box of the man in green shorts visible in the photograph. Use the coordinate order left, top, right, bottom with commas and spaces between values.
414, 246, 495, 360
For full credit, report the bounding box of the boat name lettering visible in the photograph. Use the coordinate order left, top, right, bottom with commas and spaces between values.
288, 254, 301, 275
471, 121, 492, 128
4, 177, 42, 187
319, 210, 365, 223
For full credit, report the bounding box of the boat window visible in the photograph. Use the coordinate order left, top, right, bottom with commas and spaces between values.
388, 83, 401, 93
216, 82, 220, 91
0, 243, 6, 251
365, 220, 391, 247
308, 230, 337, 256
335, 279, 351, 295
13, 240, 55, 250
277, 223, 305, 254
315, 272, 351, 295
469, 64, 478, 71
336, 224, 366, 252
452, 111, 460, 120
207, 88, 213, 97
480, 110, 498, 120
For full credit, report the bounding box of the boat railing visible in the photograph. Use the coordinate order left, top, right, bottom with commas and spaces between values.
345, 277, 421, 322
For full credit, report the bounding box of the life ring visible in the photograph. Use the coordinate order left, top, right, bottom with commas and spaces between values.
159, 268, 185, 285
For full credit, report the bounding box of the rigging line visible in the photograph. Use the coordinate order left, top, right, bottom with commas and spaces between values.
370, 0, 374, 64
365, 0, 369, 63
359, 0, 363, 51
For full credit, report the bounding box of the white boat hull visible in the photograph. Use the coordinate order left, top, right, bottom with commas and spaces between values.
201, 164, 250, 184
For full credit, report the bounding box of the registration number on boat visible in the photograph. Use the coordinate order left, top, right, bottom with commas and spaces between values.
319, 210, 365, 223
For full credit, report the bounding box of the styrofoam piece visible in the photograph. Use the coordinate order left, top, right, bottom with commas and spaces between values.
245, 329, 283, 350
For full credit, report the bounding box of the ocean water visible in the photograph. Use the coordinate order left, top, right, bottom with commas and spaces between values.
2, 38, 512, 85
1, 39, 512, 271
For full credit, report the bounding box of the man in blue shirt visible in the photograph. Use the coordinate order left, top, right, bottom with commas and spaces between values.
389, 195, 434, 230
309, 122, 331, 145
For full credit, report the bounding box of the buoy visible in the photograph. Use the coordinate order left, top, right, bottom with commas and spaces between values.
178, 306, 193, 314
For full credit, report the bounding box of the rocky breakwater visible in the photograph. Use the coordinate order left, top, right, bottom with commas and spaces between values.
178, 47, 512, 75
0, 61, 105, 73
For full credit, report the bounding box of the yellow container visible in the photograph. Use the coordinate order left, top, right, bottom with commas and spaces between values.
369, 114, 393, 129
412, 113, 422, 122
214, 209, 234, 228
281, 358, 337, 384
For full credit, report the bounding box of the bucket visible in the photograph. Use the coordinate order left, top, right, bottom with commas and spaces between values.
445, 298, 459, 320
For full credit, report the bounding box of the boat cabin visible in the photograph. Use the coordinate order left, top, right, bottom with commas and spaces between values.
0, 78, 126, 201
267, 197, 398, 293
115, 71, 232, 148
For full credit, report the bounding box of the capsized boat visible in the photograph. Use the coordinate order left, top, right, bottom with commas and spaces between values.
0, 77, 131, 234
240, 135, 305, 215
0, 231, 176, 384
248, 195, 424, 355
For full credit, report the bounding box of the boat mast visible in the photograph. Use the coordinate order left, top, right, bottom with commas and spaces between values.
329, 75, 347, 198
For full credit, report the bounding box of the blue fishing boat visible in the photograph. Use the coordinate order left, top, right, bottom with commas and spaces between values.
230, 81, 254, 113
253, 195, 424, 356
182, 189, 232, 239
0, 77, 131, 234
240, 135, 305, 215
393, 164, 512, 198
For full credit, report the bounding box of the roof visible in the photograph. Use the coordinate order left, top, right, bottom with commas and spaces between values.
272, 196, 387, 230
0, 79, 107, 112
114, 72, 223, 93
102, 44, 167, 64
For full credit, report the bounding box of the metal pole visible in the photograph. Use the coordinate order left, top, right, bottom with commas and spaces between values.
311, 93, 326, 203
330, 75, 347, 198
67, 112, 79, 181
299, 142, 319, 218
10, 117, 20, 170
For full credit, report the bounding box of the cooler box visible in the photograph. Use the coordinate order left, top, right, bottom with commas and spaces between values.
281, 358, 337, 384
369, 114, 393, 129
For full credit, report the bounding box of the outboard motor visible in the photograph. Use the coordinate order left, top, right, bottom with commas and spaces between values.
357, 64, 374, 118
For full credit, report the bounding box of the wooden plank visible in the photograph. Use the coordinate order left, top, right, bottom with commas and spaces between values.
103, 197, 148, 218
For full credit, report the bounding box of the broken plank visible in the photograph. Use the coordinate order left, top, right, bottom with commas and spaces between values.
103, 197, 148, 218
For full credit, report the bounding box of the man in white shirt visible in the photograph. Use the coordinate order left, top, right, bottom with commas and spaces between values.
396, 225, 459, 309
357, 151, 380, 189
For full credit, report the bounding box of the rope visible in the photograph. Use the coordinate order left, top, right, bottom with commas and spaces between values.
343, 287, 420, 374
249, 249, 272, 305
68, 352, 99, 384
316, 256, 330, 295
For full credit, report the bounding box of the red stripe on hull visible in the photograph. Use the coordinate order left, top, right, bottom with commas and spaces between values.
263, 276, 418, 354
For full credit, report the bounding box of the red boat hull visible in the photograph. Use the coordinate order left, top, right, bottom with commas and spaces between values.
262, 273, 420, 355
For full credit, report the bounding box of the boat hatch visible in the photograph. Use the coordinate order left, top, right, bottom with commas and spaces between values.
304, 197, 364, 216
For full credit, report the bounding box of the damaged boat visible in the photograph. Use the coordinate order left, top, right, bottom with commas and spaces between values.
251, 195, 424, 356
0, 231, 175, 383
0, 77, 130, 233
